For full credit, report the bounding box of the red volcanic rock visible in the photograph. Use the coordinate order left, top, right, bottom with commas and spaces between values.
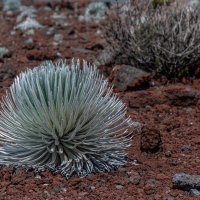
140, 125, 162, 152
164, 85, 200, 106
127, 89, 166, 108
110, 64, 150, 91
127, 85, 200, 108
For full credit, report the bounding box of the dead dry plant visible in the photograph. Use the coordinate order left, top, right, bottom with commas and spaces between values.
104, 0, 200, 80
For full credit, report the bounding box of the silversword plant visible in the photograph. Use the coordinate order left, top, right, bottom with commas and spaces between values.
0, 60, 134, 178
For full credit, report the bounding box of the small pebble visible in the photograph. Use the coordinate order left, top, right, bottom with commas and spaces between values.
25, 38, 33, 44
56, 52, 62, 57
181, 144, 191, 152
165, 196, 175, 200
24, 38, 34, 49
25, 29, 35, 35
35, 175, 41, 179
190, 189, 200, 196
54, 33, 64, 44
10, 31, 16, 35
43, 6, 52, 11
61, 188, 67, 192
51, 13, 66, 20
115, 185, 124, 190
165, 151, 172, 157
44, 190, 51, 197
0, 47, 10, 59
46, 27, 55, 36
91, 186, 95, 190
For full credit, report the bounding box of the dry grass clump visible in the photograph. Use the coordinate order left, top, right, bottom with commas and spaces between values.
104, 0, 200, 80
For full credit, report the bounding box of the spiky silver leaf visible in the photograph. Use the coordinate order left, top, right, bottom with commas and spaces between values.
0, 59, 134, 178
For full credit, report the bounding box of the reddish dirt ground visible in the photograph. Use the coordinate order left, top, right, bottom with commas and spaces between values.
0, 1, 199, 200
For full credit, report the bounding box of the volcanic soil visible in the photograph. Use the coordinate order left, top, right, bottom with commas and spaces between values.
0, 1, 199, 200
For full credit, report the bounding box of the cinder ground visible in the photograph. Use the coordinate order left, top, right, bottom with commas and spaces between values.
0, 1, 199, 199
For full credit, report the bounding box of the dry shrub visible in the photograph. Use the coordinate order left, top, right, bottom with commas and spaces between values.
104, 0, 200, 81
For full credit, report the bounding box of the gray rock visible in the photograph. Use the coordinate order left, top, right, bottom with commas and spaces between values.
181, 144, 191, 152
128, 171, 141, 185
51, 13, 66, 20
17, 6, 37, 22
61, 187, 67, 192
46, 27, 55, 36
53, 38, 63, 46
190, 189, 200, 196
164, 196, 175, 200
115, 184, 124, 190
3, 0, 21, 11
50, 12, 68, 27
42, 6, 52, 11
15, 17, 43, 31
44, 190, 51, 197
54, 33, 64, 43
111, 65, 149, 91
25, 38, 33, 44
35, 174, 41, 179
79, 2, 108, 22
0, 47, 10, 59
129, 159, 141, 166
90, 186, 95, 190
172, 173, 200, 190
25, 29, 35, 35
10, 30, 16, 35
24, 38, 34, 49
56, 52, 62, 58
